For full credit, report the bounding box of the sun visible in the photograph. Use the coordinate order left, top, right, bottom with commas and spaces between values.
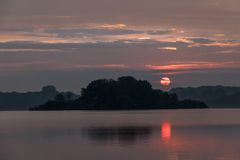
160, 77, 171, 86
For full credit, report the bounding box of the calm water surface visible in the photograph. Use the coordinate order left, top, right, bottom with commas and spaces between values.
0, 109, 240, 160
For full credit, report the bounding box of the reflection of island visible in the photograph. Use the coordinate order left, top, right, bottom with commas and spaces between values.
30, 76, 208, 110
82, 122, 173, 145
82, 126, 154, 144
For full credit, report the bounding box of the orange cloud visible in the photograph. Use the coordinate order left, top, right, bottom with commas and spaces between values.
158, 47, 177, 51
145, 61, 240, 71
188, 42, 240, 48
138, 37, 151, 40
213, 34, 225, 37
153, 70, 195, 75
101, 64, 127, 68
99, 24, 127, 29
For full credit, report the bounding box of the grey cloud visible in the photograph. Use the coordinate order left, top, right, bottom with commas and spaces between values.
0, 28, 35, 33
189, 38, 215, 44
146, 30, 173, 35
1, 0, 239, 32
0, 40, 187, 50
46, 28, 143, 36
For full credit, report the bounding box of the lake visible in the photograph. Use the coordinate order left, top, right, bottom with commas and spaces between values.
0, 109, 240, 160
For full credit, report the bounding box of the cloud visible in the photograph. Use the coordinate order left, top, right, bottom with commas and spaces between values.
188, 42, 240, 48
0, 48, 62, 52
1, 0, 240, 35
0, 60, 129, 72
188, 38, 215, 44
46, 28, 142, 36
158, 47, 177, 51
57, 64, 129, 70
98, 24, 127, 29
213, 34, 225, 37
146, 30, 173, 35
0, 25, 178, 44
153, 70, 195, 75
145, 61, 240, 71
1, 21, 238, 52
0, 61, 51, 72
0, 0, 239, 90
216, 49, 239, 54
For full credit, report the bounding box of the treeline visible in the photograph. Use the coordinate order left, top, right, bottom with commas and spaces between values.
170, 86, 240, 108
30, 76, 208, 110
0, 86, 58, 110
0, 86, 78, 110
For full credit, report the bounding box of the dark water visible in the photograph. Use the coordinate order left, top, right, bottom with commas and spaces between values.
0, 109, 240, 160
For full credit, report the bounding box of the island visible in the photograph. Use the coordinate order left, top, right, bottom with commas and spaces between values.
30, 76, 208, 110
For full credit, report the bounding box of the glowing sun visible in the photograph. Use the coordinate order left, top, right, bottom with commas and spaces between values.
160, 77, 171, 86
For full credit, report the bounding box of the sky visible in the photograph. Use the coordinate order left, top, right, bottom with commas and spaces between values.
0, 0, 240, 92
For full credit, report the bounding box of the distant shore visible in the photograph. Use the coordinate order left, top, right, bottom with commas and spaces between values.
2, 77, 240, 111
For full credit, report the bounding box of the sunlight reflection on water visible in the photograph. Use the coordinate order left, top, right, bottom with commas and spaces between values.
0, 109, 240, 160
161, 122, 171, 142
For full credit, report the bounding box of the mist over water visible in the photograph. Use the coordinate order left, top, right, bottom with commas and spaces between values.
0, 109, 240, 160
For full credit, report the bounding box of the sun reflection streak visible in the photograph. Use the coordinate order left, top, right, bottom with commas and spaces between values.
161, 122, 171, 142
